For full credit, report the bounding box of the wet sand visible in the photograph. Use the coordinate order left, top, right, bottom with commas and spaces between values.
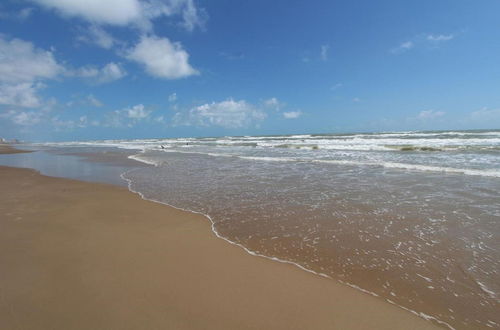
0, 164, 439, 329
0, 144, 32, 154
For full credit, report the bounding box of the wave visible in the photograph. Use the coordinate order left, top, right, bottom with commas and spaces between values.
384, 145, 443, 152
128, 153, 163, 167
35, 129, 500, 154
313, 160, 500, 177
127, 149, 500, 178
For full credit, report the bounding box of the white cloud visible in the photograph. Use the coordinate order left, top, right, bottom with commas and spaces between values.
400, 41, 414, 50
78, 25, 116, 49
175, 99, 267, 128
320, 44, 329, 61
51, 115, 89, 130
0, 37, 63, 85
99, 62, 127, 82
32, 0, 205, 32
125, 35, 198, 79
125, 104, 151, 119
103, 104, 152, 127
12, 111, 43, 126
469, 108, 500, 121
66, 94, 103, 108
168, 92, 177, 102
142, 0, 206, 32
392, 33, 455, 54
0, 36, 64, 108
0, 109, 43, 126
417, 110, 446, 120
179, 0, 206, 31
427, 34, 454, 42
391, 41, 414, 54
154, 115, 165, 123
18, 7, 35, 20
283, 111, 302, 119
264, 97, 283, 111
0, 7, 35, 21
32, 0, 142, 25
75, 67, 98, 78
87, 94, 103, 107
0, 82, 43, 108
75, 62, 127, 84
353, 97, 361, 103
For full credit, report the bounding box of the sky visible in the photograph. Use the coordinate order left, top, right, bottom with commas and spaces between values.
0, 0, 499, 141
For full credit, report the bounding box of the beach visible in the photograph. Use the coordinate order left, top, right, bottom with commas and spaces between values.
0, 156, 439, 329
0, 144, 32, 154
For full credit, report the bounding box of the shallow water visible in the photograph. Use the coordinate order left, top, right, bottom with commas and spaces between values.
27, 130, 500, 328
0, 147, 139, 186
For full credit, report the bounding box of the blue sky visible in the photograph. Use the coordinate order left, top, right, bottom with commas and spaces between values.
0, 0, 499, 141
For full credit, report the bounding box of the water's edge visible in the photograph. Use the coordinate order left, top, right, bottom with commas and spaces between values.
122, 155, 454, 330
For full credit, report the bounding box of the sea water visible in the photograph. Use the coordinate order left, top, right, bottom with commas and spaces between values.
34, 130, 500, 329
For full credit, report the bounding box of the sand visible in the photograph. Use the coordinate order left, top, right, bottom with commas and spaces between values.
0, 163, 440, 330
0, 144, 32, 154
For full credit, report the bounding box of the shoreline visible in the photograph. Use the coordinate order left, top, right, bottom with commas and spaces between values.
0, 163, 440, 329
121, 166, 454, 329
0, 144, 32, 154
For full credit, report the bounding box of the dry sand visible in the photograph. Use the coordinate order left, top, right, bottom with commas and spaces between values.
0, 163, 440, 330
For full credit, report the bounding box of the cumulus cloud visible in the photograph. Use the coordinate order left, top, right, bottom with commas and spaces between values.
78, 25, 117, 49
51, 115, 95, 130
0, 37, 63, 84
174, 99, 267, 128
0, 36, 125, 111
141, 0, 206, 32
125, 35, 198, 79
0, 82, 44, 108
32, 0, 142, 25
283, 111, 302, 119
0, 109, 43, 126
264, 97, 283, 111
0, 36, 64, 108
125, 104, 151, 119
12, 111, 44, 126
75, 62, 127, 84
104, 104, 152, 127
66, 94, 104, 108
98, 62, 127, 82
31, 0, 205, 32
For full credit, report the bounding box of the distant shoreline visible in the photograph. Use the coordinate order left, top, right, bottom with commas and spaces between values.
0, 143, 32, 154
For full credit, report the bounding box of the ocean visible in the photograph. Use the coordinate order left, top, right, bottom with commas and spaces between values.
9, 129, 500, 329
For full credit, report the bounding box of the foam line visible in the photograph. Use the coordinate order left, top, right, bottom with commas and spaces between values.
119, 168, 456, 329
136, 149, 500, 178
